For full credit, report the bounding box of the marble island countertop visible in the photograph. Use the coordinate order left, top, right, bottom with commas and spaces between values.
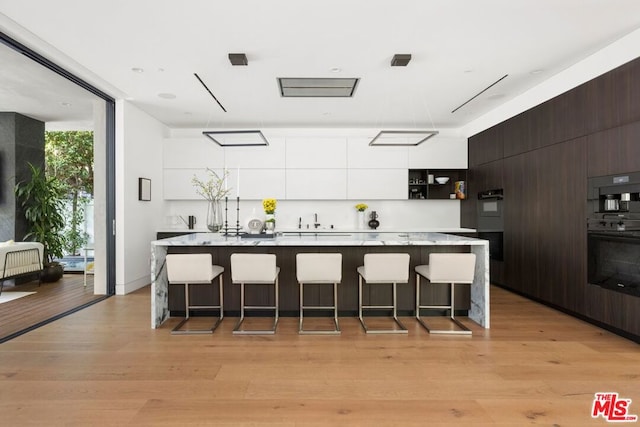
153, 231, 486, 247
150, 231, 489, 330
157, 227, 477, 234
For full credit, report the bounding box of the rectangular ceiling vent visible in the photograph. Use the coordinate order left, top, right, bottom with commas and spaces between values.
278, 77, 359, 97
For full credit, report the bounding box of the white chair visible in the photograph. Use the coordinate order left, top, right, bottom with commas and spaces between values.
415, 253, 476, 335
357, 253, 410, 334
166, 253, 224, 335
296, 253, 342, 335
231, 253, 280, 335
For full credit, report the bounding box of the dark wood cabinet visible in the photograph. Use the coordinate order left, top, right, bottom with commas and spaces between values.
468, 126, 503, 166
587, 120, 640, 177
467, 56, 640, 341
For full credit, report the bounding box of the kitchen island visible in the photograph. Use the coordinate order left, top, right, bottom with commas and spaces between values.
150, 232, 489, 330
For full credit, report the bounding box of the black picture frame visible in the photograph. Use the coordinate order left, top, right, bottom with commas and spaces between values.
138, 178, 151, 201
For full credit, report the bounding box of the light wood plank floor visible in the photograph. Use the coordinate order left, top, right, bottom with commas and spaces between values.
0, 274, 103, 342
0, 285, 637, 426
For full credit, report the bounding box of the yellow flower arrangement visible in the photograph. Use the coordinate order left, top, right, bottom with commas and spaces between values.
263, 198, 277, 214
355, 203, 368, 212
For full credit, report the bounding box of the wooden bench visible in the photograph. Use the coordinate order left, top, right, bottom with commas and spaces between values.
0, 242, 44, 295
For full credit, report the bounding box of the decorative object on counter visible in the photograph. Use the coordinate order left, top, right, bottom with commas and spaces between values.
192, 168, 231, 232
455, 181, 466, 199
263, 198, 277, 234
355, 203, 368, 229
368, 211, 380, 230
435, 176, 449, 184
188, 215, 196, 230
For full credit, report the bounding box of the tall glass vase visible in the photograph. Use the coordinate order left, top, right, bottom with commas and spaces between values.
206, 199, 223, 232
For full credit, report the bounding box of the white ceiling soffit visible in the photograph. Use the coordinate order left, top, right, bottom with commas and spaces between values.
278, 78, 359, 97
369, 130, 439, 146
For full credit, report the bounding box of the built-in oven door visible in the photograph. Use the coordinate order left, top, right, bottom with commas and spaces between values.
477, 189, 504, 262
588, 231, 640, 297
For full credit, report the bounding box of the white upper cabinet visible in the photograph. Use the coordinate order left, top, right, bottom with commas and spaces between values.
163, 168, 227, 200
408, 136, 468, 169
347, 137, 408, 169
236, 169, 286, 200
286, 169, 347, 199
347, 169, 407, 200
224, 137, 286, 169
285, 137, 347, 168
163, 138, 224, 169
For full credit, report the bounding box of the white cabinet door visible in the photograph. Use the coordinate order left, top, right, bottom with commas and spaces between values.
236, 169, 286, 200
286, 137, 348, 168
163, 138, 224, 169
286, 169, 347, 199
347, 137, 408, 168
347, 169, 407, 200
408, 136, 468, 169
163, 168, 227, 200
224, 137, 286, 169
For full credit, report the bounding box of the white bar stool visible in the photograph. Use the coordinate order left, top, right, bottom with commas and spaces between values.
357, 253, 410, 334
231, 253, 280, 335
166, 253, 224, 335
296, 253, 342, 335
415, 253, 476, 335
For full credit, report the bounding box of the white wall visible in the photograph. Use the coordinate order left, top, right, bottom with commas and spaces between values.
115, 100, 168, 294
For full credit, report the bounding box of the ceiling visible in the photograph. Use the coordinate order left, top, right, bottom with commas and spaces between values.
1, 0, 640, 132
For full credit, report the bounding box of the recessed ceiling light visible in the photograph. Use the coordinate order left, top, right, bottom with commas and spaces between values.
59, 102, 72, 107
530, 69, 544, 75
131, 67, 144, 73
330, 67, 342, 73
391, 54, 411, 67
228, 53, 248, 66
158, 93, 176, 99
464, 69, 474, 74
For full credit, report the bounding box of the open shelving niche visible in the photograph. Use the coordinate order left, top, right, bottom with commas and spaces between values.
408, 169, 467, 200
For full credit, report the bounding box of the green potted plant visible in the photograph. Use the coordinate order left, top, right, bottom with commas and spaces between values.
15, 163, 68, 282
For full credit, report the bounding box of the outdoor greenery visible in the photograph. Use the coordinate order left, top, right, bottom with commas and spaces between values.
45, 130, 94, 255
15, 163, 67, 264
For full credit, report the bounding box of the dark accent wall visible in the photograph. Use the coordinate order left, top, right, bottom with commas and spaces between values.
0, 112, 45, 241
465, 56, 640, 341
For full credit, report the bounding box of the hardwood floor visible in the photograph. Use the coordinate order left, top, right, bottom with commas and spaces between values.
0, 285, 637, 426
0, 274, 105, 342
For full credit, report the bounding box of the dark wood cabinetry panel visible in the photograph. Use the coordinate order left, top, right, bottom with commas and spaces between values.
468, 125, 503, 166
585, 58, 640, 134
534, 139, 587, 311
549, 86, 588, 144
587, 120, 640, 177
503, 152, 539, 294
503, 139, 587, 309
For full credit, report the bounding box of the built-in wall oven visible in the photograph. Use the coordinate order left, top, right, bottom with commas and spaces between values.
587, 172, 640, 297
477, 189, 504, 262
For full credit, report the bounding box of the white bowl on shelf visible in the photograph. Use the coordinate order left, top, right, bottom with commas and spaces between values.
435, 177, 450, 184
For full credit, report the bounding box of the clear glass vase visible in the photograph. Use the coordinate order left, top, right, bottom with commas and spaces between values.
265, 213, 275, 234
206, 199, 223, 232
